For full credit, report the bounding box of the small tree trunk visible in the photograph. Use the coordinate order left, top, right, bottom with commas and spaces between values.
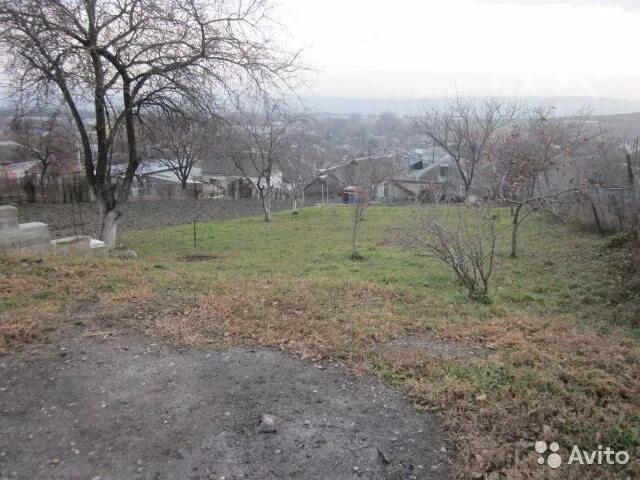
585, 193, 604, 235
40, 174, 47, 203
261, 193, 271, 222
510, 204, 522, 258
351, 218, 358, 257
292, 197, 298, 214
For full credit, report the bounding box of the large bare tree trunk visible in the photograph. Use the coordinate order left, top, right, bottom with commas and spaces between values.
98, 204, 120, 249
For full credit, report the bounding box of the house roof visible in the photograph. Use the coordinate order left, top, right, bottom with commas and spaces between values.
0, 160, 39, 179
201, 157, 262, 177
25, 156, 81, 176
0, 141, 33, 165
137, 160, 202, 177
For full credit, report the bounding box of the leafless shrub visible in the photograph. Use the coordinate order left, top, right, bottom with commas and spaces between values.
411, 206, 497, 302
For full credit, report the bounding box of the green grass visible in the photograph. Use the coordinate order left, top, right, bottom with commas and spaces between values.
121, 205, 628, 331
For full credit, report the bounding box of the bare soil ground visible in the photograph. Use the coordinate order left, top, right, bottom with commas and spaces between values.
16, 199, 289, 239
0, 322, 451, 480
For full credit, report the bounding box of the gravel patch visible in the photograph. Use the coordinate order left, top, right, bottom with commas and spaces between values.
0, 329, 452, 480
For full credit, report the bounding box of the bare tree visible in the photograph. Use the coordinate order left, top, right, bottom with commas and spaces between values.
421, 97, 518, 201
9, 107, 77, 202
279, 131, 319, 214
224, 98, 303, 222
143, 109, 216, 191
348, 143, 398, 259
0, 0, 299, 247
490, 106, 588, 257
349, 170, 373, 260
625, 138, 640, 238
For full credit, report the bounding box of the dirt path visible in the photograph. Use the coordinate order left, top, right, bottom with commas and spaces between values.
0, 328, 451, 480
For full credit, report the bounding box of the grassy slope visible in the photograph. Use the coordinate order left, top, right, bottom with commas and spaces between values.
1, 204, 638, 479
124, 205, 631, 329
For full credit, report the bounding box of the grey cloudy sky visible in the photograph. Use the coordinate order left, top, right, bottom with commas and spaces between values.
480, 0, 639, 10
279, 0, 640, 99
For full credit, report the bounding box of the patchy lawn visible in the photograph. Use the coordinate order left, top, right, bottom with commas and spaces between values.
1, 204, 638, 479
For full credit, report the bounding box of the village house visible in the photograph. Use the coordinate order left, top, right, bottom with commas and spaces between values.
199, 157, 285, 200
317, 147, 456, 204
130, 160, 214, 200
0, 141, 40, 202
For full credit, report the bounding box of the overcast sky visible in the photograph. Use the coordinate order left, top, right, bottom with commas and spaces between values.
279, 0, 640, 99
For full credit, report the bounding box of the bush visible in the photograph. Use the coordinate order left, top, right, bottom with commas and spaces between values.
412, 206, 497, 302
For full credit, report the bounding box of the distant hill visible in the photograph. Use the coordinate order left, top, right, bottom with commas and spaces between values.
304, 96, 640, 117
590, 112, 640, 137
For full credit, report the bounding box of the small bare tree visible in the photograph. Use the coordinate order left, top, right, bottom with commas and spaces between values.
279, 131, 319, 214
143, 109, 216, 191
490, 106, 588, 257
412, 206, 497, 301
422, 97, 518, 201
625, 138, 640, 238
224, 98, 303, 222
349, 173, 373, 260
10, 107, 77, 202
349, 141, 398, 259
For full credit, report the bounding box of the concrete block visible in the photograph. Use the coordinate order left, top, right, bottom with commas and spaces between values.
18, 222, 51, 248
0, 205, 18, 230
89, 238, 109, 257
51, 235, 91, 255
0, 226, 20, 250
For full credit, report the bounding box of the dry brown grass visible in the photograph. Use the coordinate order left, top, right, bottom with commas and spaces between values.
142, 279, 415, 360
127, 275, 640, 479
402, 316, 640, 479
0, 251, 145, 351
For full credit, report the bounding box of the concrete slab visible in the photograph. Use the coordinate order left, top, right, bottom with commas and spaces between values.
51, 235, 91, 255
0, 205, 18, 230
89, 238, 109, 257
18, 222, 51, 248
0, 226, 20, 250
